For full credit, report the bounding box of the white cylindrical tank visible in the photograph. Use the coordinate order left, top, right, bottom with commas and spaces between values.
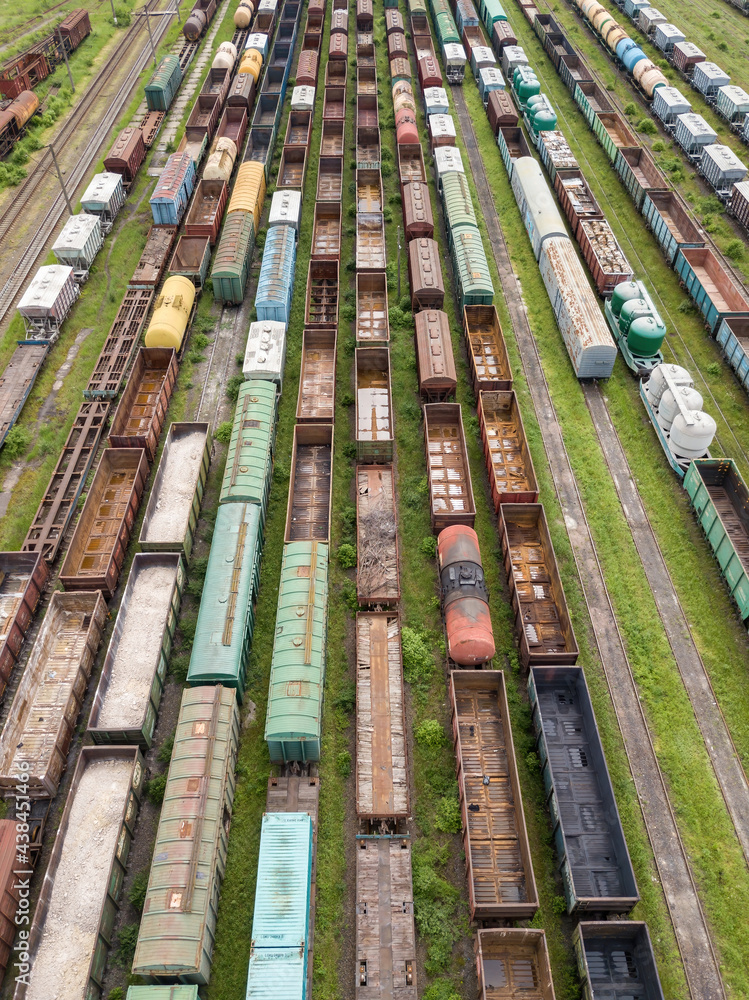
670, 411, 716, 458
648, 363, 692, 405
657, 386, 703, 430
213, 41, 237, 71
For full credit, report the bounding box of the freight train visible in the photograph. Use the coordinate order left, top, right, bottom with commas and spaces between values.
0, 9, 90, 100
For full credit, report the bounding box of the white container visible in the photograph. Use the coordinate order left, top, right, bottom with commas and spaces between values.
652, 86, 691, 126
80, 172, 126, 228
653, 22, 684, 53
657, 386, 703, 430
245, 32, 269, 58
501, 45, 528, 79
510, 157, 566, 262
637, 7, 666, 33
674, 113, 717, 155
243, 320, 287, 387
648, 364, 692, 405
291, 85, 315, 112
52, 213, 103, 274
443, 43, 467, 81
692, 61, 730, 98
671, 411, 716, 458
424, 86, 449, 116
17, 265, 80, 338
257, 0, 278, 11
212, 41, 237, 71
471, 45, 496, 78
269, 190, 302, 232
429, 114, 456, 144
479, 67, 505, 105
434, 145, 464, 183
700, 144, 748, 193
539, 236, 617, 379
716, 85, 749, 123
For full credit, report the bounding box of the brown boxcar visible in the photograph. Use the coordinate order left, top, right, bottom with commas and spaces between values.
402, 179, 434, 239
424, 403, 475, 532
463, 305, 513, 393
409, 238, 445, 310
357, 65, 377, 94
0, 552, 49, 701
296, 328, 337, 422
325, 58, 347, 86
357, 168, 383, 211
356, 613, 408, 820
415, 309, 457, 400
478, 390, 539, 509
357, 0, 374, 30
58, 8, 92, 48
492, 19, 517, 52
398, 143, 427, 185
286, 110, 312, 147
318, 157, 343, 200
0, 591, 107, 798
0, 52, 49, 100
329, 31, 347, 60
385, 8, 404, 33
278, 145, 307, 188
305, 260, 339, 327
357, 94, 378, 128
418, 54, 443, 90
322, 120, 345, 156
577, 218, 633, 295
312, 201, 342, 259
499, 503, 579, 668
200, 66, 231, 105
108, 347, 177, 461
184, 178, 228, 243
390, 56, 411, 81
285, 424, 333, 543
59, 450, 149, 599
104, 126, 146, 183
227, 71, 256, 109
356, 213, 386, 271
323, 86, 345, 120
356, 347, 394, 463
185, 93, 221, 142
554, 169, 603, 240
0, 820, 20, 978
387, 29, 408, 59
356, 271, 390, 344
214, 105, 248, 153
297, 49, 319, 87
451, 672, 539, 920
356, 125, 380, 168
356, 466, 400, 605
475, 930, 555, 1000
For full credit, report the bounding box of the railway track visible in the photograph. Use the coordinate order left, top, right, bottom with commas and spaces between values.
510, 21, 749, 864
451, 83, 725, 1000
0, 0, 177, 330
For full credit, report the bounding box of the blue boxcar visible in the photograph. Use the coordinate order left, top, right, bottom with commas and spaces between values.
149, 152, 196, 226
255, 224, 297, 323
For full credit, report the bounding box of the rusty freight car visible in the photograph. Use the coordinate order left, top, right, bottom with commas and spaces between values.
59, 449, 148, 599
478, 391, 538, 510
464, 304, 512, 393
356, 347, 394, 463
185, 179, 228, 243
318, 157, 344, 200
451, 671, 538, 920
356, 272, 389, 344
296, 328, 337, 422
130, 226, 177, 287
356, 213, 386, 271
356, 465, 400, 605
409, 238, 445, 310
285, 424, 333, 543
402, 180, 434, 239
305, 260, 339, 327
475, 929, 556, 1000
357, 168, 383, 212
415, 309, 457, 401
424, 403, 475, 532
312, 202, 342, 259
278, 145, 307, 188
356, 613, 408, 821
499, 504, 578, 668
0, 552, 48, 700
107, 347, 177, 461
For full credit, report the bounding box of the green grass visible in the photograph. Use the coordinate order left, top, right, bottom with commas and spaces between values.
440, 15, 749, 994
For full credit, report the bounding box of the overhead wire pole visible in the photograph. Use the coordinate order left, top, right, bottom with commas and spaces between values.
138, 0, 182, 67
56, 28, 75, 92
48, 146, 73, 217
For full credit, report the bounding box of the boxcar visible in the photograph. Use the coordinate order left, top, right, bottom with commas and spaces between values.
478, 391, 538, 509
88, 554, 184, 747
0, 552, 48, 700
464, 303, 512, 393
133, 687, 240, 984
256, 223, 297, 323
415, 309, 457, 401
499, 504, 578, 667
108, 347, 177, 461
423, 403, 475, 532
145, 55, 182, 113
475, 930, 555, 1000
402, 179, 434, 239
220, 379, 277, 510
59, 449, 148, 598
356, 836, 417, 1000
452, 225, 494, 310
15, 748, 143, 1000
451, 672, 538, 920
139, 422, 211, 559
0, 591, 106, 798
356, 466, 401, 605
265, 542, 329, 763
243, 319, 288, 386
356, 613, 408, 820
528, 666, 639, 912
409, 238, 445, 310
104, 126, 146, 183
574, 922, 665, 1000
212, 211, 254, 304
684, 458, 749, 623
296, 329, 337, 423
487, 93, 519, 135
285, 424, 334, 542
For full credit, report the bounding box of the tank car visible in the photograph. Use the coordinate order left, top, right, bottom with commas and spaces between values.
438, 525, 496, 666
234, 0, 255, 27
183, 7, 208, 40
0, 90, 38, 159
145, 275, 196, 351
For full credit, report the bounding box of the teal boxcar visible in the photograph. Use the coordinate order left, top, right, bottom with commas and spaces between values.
212, 211, 255, 304
187, 503, 263, 694
265, 542, 329, 763
451, 223, 494, 310
684, 458, 749, 624
145, 55, 182, 113
220, 380, 277, 511
128, 990, 199, 1000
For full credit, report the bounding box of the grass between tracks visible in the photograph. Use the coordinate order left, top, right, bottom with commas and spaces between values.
444, 15, 749, 994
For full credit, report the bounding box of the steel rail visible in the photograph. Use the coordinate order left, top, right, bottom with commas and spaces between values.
451, 81, 725, 1000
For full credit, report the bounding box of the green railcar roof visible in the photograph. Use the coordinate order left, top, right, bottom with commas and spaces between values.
220, 380, 277, 507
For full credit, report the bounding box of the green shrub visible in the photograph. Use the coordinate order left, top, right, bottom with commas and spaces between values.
416, 719, 446, 750
169, 652, 189, 683
107, 989, 125, 1000
337, 543, 357, 569
706, 362, 722, 376
624, 102, 637, 116
434, 794, 462, 834
636, 117, 657, 135
336, 751, 352, 778
215, 420, 232, 445
652, 140, 665, 152
145, 773, 167, 806
422, 982, 461, 1000
725, 238, 745, 261
421, 536, 437, 559
3, 425, 30, 461
412, 842, 463, 974
226, 373, 244, 403
113, 923, 140, 968
157, 733, 175, 764
128, 869, 149, 913
339, 391, 354, 407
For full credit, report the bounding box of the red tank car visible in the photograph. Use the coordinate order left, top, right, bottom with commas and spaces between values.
438, 524, 496, 666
